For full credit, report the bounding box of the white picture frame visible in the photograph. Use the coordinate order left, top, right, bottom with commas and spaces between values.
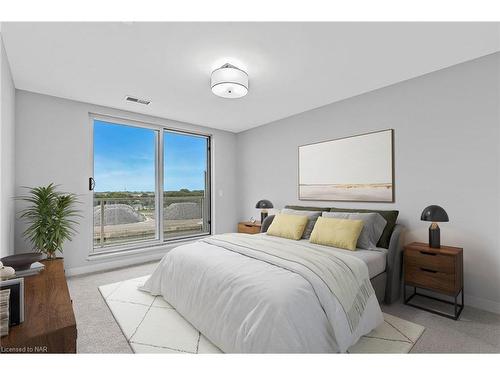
298, 129, 394, 202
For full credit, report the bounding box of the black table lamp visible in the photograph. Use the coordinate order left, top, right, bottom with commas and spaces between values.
255, 199, 273, 224
421, 205, 449, 248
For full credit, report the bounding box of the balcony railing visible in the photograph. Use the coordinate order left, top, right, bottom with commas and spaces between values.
93, 195, 209, 249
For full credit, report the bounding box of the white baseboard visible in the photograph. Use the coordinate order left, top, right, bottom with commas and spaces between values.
465, 293, 500, 315
405, 287, 500, 315
65, 238, 199, 277
65, 249, 167, 277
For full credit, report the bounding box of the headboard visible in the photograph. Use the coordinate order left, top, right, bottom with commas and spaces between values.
260, 214, 404, 304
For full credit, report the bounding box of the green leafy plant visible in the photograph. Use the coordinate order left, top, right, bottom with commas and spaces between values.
17, 184, 81, 259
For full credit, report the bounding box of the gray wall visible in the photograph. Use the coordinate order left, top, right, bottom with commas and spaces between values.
14, 90, 238, 273
10, 50, 500, 312
236, 53, 500, 313
0, 31, 16, 258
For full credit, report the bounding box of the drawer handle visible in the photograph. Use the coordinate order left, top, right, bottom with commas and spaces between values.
244, 224, 252, 227
420, 251, 437, 256
420, 267, 438, 274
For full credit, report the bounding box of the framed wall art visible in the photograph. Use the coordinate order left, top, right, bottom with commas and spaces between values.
298, 129, 394, 202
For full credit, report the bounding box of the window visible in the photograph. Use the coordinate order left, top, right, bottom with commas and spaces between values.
164, 131, 211, 240
92, 116, 211, 252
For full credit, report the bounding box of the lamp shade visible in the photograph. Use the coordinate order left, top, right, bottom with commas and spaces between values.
420, 205, 449, 222
211, 63, 248, 99
255, 199, 273, 209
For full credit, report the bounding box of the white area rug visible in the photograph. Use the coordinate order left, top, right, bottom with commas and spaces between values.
99, 276, 424, 354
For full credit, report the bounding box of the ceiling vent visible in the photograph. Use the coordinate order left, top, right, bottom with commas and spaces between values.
125, 95, 151, 105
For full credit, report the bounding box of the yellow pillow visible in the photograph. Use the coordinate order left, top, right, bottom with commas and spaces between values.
309, 216, 364, 251
267, 213, 309, 240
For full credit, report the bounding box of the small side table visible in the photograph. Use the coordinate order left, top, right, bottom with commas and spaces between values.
0, 259, 77, 353
403, 242, 464, 320
237, 221, 262, 235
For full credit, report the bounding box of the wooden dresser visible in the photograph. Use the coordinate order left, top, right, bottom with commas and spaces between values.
238, 221, 262, 234
404, 242, 463, 320
0, 259, 77, 353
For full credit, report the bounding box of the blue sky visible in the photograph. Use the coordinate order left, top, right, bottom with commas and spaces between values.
94, 120, 207, 192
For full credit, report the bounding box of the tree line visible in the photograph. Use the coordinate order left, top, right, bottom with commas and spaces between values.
95, 189, 204, 199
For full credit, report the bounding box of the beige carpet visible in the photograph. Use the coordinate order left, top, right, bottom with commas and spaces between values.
67, 261, 500, 353
99, 276, 424, 354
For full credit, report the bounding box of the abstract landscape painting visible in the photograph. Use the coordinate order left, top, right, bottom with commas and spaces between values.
298, 129, 393, 202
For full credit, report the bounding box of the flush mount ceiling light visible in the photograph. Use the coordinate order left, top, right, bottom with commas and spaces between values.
211, 63, 248, 99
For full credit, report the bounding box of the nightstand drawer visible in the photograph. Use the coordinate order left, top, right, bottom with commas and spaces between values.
403, 242, 464, 319
405, 264, 456, 294
405, 249, 455, 274
238, 223, 261, 234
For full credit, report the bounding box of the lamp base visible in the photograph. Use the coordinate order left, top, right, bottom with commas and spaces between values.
260, 211, 268, 224
429, 223, 440, 248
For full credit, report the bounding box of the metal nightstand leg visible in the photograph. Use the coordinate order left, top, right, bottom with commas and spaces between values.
403, 284, 464, 320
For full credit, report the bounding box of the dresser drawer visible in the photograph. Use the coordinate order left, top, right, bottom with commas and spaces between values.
405, 249, 455, 274
405, 264, 456, 295
238, 223, 261, 234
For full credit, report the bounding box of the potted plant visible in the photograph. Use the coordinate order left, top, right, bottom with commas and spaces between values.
17, 184, 81, 260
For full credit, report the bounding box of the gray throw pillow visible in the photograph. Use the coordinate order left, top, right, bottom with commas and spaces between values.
321, 212, 387, 250
281, 208, 323, 239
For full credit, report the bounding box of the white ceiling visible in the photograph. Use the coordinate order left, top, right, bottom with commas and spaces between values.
2, 22, 499, 133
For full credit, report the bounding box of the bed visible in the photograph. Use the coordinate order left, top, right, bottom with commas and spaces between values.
141, 210, 404, 353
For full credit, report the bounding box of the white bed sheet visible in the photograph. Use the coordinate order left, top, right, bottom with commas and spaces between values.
292, 235, 387, 278
141, 234, 384, 353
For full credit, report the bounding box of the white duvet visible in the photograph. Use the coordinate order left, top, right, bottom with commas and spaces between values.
141, 234, 384, 353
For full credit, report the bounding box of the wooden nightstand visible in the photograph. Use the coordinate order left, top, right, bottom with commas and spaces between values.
403, 242, 463, 320
0, 260, 77, 353
238, 221, 262, 234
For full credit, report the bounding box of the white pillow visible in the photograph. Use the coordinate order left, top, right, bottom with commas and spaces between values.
322, 212, 386, 250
